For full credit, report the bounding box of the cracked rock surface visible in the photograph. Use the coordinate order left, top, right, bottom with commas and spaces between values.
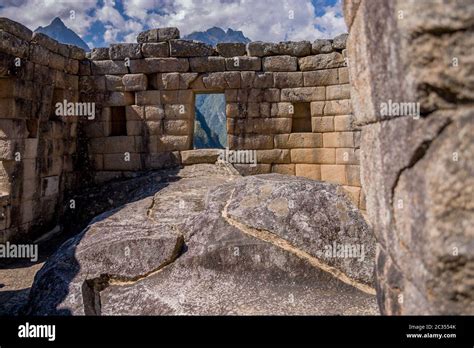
27, 164, 377, 315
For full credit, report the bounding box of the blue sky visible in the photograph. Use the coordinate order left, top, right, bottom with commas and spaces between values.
0, 0, 346, 48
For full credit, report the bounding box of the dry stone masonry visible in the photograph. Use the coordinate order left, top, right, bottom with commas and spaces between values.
0, 18, 362, 243
344, 0, 473, 314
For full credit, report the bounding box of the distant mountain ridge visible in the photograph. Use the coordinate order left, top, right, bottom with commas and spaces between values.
35, 17, 90, 51
184, 26, 250, 46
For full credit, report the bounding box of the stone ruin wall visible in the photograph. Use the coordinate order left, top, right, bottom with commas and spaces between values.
344, 0, 473, 314
83, 28, 363, 204
0, 18, 362, 243
0, 19, 85, 243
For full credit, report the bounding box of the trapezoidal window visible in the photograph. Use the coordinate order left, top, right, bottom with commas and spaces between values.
291, 102, 312, 133
193, 93, 227, 149
110, 106, 127, 136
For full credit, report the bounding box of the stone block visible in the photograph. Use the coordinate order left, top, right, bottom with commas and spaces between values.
310, 101, 325, 116
157, 135, 190, 151
136, 90, 161, 105
178, 73, 199, 89
145, 121, 163, 135
274, 133, 323, 148
290, 148, 335, 164
202, 72, 226, 89
334, 115, 353, 131
246, 42, 279, 57
105, 75, 124, 92
278, 41, 311, 56
228, 134, 274, 150
336, 148, 359, 164
109, 43, 142, 60
103, 153, 142, 171
345, 165, 361, 186
129, 58, 189, 73
263, 89, 280, 102
189, 57, 225, 72
263, 55, 298, 72
105, 92, 134, 106
274, 72, 303, 88
271, 163, 295, 175
256, 149, 290, 164
311, 116, 334, 132
324, 99, 351, 115
270, 102, 293, 117
253, 72, 273, 88
303, 69, 339, 86
323, 132, 354, 147
158, 73, 180, 89
225, 57, 261, 71
137, 28, 180, 43
295, 164, 321, 180
160, 90, 178, 104
181, 149, 220, 165
126, 105, 145, 120
126, 121, 143, 136
338, 67, 349, 84
216, 43, 247, 57
170, 40, 216, 57
141, 43, 169, 57
281, 87, 325, 102
223, 72, 241, 88
123, 74, 147, 91
0, 17, 32, 41
144, 105, 165, 120
163, 119, 191, 135
91, 60, 128, 75
298, 52, 345, 71
332, 33, 348, 50
104, 136, 135, 153
321, 164, 346, 184
326, 84, 351, 100
164, 104, 192, 119
90, 47, 110, 60
311, 39, 333, 54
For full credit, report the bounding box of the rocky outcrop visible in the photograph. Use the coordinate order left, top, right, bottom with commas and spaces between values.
26, 164, 376, 315
344, 0, 474, 314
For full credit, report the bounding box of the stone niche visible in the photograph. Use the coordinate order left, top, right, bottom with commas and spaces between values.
0, 18, 362, 243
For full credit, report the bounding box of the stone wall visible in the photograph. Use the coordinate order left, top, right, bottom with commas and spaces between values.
0, 18, 363, 243
81, 28, 364, 207
344, 0, 473, 314
0, 18, 86, 243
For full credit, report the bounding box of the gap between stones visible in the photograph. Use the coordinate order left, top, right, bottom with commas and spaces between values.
81, 234, 184, 315
221, 188, 376, 295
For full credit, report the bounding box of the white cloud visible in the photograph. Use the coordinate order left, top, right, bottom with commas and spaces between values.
0, 0, 347, 46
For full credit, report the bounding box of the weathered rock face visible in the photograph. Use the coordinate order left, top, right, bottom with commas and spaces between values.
344, 0, 474, 314
26, 165, 377, 315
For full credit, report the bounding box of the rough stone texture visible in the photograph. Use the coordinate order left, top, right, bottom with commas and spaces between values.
263, 55, 298, 72
26, 166, 376, 315
312, 39, 333, 54
345, 0, 474, 314
216, 43, 247, 57
109, 43, 142, 60
137, 27, 180, 43
170, 40, 216, 57
141, 43, 169, 58
332, 34, 348, 50
299, 52, 346, 71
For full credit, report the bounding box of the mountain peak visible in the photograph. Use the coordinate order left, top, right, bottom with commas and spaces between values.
34, 17, 90, 51
183, 26, 251, 46
51, 17, 65, 26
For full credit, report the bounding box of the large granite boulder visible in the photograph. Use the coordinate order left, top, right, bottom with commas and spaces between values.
27, 165, 377, 315
344, 0, 474, 314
